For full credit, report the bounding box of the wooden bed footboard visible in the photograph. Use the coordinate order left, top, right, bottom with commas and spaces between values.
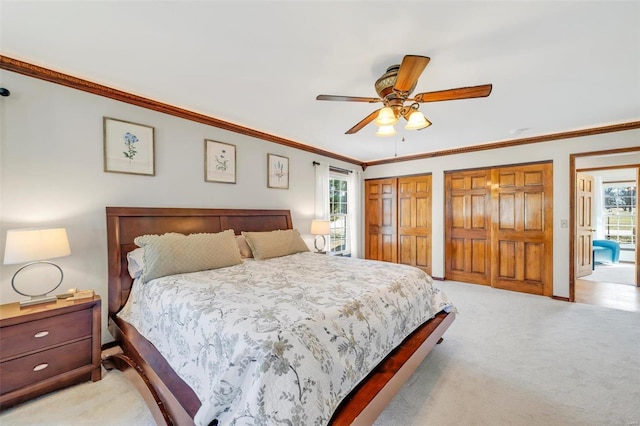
106, 311, 454, 426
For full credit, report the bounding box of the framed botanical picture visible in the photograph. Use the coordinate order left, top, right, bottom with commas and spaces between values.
103, 117, 155, 176
205, 139, 236, 183
267, 153, 289, 189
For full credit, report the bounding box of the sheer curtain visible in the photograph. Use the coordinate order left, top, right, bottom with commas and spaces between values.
347, 168, 363, 258
314, 161, 329, 220
315, 161, 363, 257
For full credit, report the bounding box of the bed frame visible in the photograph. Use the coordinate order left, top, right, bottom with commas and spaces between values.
105, 206, 455, 426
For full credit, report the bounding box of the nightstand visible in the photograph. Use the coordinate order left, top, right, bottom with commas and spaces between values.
0, 295, 101, 409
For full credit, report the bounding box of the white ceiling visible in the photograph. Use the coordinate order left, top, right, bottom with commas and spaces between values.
1, 1, 639, 163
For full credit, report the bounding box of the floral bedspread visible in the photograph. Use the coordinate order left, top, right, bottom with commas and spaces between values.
118, 252, 455, 425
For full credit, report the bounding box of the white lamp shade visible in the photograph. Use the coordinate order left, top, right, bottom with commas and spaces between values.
405, 111, 432, 130
376, 124, 397, 137
374, 107, 398, 126
310, 220, 330, 235
4, 227, 71, 265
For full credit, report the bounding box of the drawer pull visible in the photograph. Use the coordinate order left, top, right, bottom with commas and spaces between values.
33, 363, 49, 372
34, 331, 50, 338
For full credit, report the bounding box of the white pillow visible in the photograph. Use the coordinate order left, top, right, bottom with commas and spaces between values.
127, 247, 145, 279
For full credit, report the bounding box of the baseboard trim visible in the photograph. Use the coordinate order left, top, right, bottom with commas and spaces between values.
552, 295, 571, 302
431, 276, 445, 281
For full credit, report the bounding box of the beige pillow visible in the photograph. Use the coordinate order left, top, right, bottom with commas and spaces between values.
235, 235, 253, 258
242, 229, 309, 260
134, 230, 242, 282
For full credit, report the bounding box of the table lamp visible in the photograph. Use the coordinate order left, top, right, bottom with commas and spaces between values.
4, 227, 71, 307
310, 219, 330, 253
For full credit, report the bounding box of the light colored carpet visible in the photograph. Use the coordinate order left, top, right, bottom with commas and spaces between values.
581, 261, 636, 286
2, 280, 639, 426
0, 365, 154, 426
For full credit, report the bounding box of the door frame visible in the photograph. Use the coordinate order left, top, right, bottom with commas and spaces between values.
569, 147, 640, 301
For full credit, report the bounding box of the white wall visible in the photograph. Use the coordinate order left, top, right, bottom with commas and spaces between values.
363, 131, 640, 298
0, 71, 357, 343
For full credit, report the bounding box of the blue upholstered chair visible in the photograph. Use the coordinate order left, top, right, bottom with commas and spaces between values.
592, 240, 620, 264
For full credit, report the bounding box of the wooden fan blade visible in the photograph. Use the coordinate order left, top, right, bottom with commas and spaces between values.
346, 109, 380, 134
413, 84, 493, 103
394, 55, 430, 93
317, 94, 381, 103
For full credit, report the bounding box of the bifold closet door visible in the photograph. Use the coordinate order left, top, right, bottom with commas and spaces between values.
398, 175, 432, 275
364, 178, 397, 263
491, 163, 553, 296
444, 170, 492, 285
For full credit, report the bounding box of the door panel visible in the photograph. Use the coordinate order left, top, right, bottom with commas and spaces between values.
416, 236, 429, 268
365, 179, 397, 263
451, 195, 466, 228
497, 240, 517, 279
524, 242, 544, 282
445, 170, 491, 284
491, 163, 553, 296
398, 175, 432, 274
524, 192, 544, 230
471, 239, 488, 274
498, 193, 516, 230
575, 173, 595, 278
471, 195, 487, 229
450, 238, 465, 272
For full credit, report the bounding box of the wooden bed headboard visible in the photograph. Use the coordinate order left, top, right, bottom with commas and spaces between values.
106, 207, 293, 317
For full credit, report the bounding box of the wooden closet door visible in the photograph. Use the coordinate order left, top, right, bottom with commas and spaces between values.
445, 170, 492, 285
398, 175, 432, 275
491, 163, 553, 296
364, 178, 397, 263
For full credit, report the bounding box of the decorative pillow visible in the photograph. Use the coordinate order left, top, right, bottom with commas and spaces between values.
235, 235, 253, 258
134, 230, 242, 282
126, 247, 145, 279
241, 229, 309, 260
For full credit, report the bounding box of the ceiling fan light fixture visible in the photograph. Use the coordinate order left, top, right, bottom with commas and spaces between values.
376, 124, 396, 137
405, 110, 432, 130
374, 107, 398, 126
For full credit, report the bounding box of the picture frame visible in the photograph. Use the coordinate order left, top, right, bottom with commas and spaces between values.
267, 153, 289, 189
103, 117, 155, 176
205, 139, 236, 184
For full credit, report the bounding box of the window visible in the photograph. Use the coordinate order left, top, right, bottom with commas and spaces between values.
329, 175, 349, 255
602, 181, 636, 250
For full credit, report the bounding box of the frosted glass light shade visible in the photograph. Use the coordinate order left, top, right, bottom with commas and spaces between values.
310, 220, 330, 235
4, 228, 71, 265
374, 107, 398, 126
405, 111, 432, 130
376, 125, 397, 137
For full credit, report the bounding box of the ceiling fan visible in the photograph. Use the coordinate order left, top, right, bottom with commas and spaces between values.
316, 55, 492, 136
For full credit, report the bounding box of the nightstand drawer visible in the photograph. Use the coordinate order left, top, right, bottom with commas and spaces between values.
0, 338, 92, 394
0, 309, 92, 361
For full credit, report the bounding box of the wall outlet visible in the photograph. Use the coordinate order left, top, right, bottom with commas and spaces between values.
560, 219, 568, 228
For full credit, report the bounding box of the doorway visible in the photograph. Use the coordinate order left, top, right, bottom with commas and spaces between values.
570, 148, 640, 312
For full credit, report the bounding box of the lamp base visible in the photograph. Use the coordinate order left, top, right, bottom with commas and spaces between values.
19, 294, 58, 308
314, 235, 327, 253
11, 261, 64, 308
